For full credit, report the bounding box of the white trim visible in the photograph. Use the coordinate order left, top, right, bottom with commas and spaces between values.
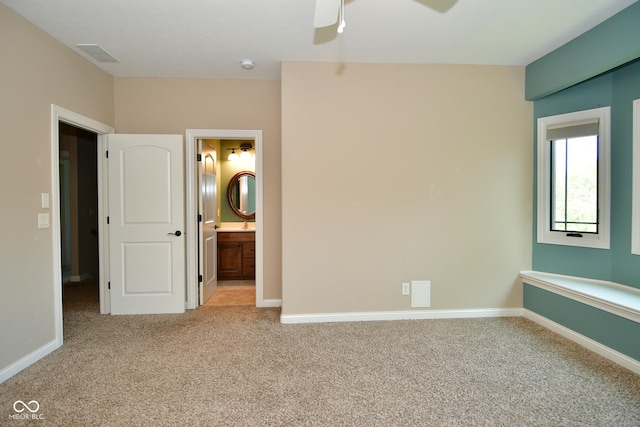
280, 308, 522, 324
97, 134, 110, 314
69, 273, 92, 282
520, 270, 640, 324
51, 105, 114, 349
524, 309, 640, 375
0, 340, 59, 384
632, 99, 640, 255
262, 299, 282, 308
536, 106, 611, 249
185, 129, 265, 309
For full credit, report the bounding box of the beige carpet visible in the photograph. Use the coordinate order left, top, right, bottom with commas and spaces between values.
1, 281, 639, 426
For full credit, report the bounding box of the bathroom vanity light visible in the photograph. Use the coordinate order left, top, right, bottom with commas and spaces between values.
240, 147, 251, 160
227, 143, 253, 161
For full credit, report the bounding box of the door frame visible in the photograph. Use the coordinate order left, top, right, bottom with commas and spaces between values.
185, 129, 264, 308
50, 112, 267, 338
51, 105, 114, 345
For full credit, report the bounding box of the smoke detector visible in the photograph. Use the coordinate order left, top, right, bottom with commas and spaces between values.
241, 59, 254, 70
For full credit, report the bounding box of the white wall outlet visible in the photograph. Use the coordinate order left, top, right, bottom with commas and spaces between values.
402, 282, 410, 296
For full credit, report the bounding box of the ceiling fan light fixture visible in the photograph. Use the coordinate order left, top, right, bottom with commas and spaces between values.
337, 0, 345, 33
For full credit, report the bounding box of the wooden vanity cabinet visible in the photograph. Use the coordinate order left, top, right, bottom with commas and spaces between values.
217, 232, 255, 280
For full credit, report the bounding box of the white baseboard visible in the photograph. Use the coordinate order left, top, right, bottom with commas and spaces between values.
259, 299, 282, 308
69, 273, 92, 283
0, 340, 60, 384
280, 308, 523, 324
523, 309, 640, 375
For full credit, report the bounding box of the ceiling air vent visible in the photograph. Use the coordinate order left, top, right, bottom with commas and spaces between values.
75, 44, 118, 63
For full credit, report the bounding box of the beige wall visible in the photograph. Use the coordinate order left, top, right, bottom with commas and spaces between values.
113, 77, 282, 300
0, 2, 533, 381
281, 62, 533, 315
0, 4, 114, 371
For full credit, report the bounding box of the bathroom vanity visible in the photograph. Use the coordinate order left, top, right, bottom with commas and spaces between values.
217, 231, 255, 280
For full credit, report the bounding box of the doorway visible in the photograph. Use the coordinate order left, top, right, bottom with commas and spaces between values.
204, 139, 256, 306
185, 129, 265, 309
51, 108, 267, 344
58, 122, 99, 285
51, 105, 114, 347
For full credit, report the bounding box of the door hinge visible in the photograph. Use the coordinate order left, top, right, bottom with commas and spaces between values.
198, 214, 202, 222
108, 281, 111, 290
196, 154, 202, 162
198, 275, 203, 283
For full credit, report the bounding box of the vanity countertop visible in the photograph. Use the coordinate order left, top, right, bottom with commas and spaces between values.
217, 222, 255, 232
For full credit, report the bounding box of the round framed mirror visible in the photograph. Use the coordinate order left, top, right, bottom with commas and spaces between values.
227, 171, 256, 220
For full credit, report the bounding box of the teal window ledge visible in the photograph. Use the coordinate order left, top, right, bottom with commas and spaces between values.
520, 270, 640, 324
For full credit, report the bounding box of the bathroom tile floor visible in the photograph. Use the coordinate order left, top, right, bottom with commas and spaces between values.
204, 283, 255, 307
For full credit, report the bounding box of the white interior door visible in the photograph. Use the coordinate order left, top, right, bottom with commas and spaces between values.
107, 134, 185, 314
199, 140, 218, 304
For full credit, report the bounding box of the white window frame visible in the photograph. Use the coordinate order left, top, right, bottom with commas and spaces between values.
537, 106, 611, 249
632, 99, 640, 255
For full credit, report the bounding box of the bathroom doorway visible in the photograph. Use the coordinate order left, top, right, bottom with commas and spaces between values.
208, 139, 256, 306
185, 129, 265, 309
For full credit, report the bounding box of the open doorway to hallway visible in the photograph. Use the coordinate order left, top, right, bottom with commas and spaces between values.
59, 123, 98, 283
58, 122, 100, 310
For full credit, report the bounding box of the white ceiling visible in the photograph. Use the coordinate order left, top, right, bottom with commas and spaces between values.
2, 0, 637, 80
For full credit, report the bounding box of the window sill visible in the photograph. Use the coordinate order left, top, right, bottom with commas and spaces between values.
536, 231, 610, 249
520, 270, 640, 324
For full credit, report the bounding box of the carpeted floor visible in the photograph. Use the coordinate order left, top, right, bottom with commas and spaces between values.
1, 281, 639, 426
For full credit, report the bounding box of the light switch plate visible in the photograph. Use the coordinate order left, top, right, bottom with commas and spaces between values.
41, 193, 50, 209
38, 213, 50, 229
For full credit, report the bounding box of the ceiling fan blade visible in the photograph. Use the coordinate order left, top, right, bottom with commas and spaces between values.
314, 0, 341, 28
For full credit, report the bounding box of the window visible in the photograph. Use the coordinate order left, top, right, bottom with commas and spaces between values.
537, 107, 610, 249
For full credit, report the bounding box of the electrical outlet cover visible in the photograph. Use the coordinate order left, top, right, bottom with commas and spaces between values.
402, 282, 410, 295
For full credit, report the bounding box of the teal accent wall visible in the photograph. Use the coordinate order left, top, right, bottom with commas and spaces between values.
532, 74, 613, 282
611, 60, 640, 287
526, 4, 640, 364
524, 284, 640, 361
525, 2, 640, 101
532, 54, 640, 289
